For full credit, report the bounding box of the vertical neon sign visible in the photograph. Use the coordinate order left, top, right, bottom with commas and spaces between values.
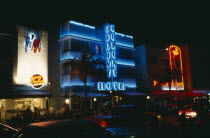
169, 45, 184, 89
96, 24, 126, 91
104, 24, 117, 80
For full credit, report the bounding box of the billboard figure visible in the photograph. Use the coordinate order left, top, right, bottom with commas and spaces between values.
25, 36, 30, 52
25, 33, 42, 53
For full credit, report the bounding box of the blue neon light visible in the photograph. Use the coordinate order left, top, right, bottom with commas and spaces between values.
126, 35, 133, 38
115, 32, 133, 39
105, 34, 110, 41
107, 61, 111, 68
117, 78, 136, 88
60, 51, 81, 61
113, 69, 117, 77
110, 25, 115, 32
104, 26, 109, 33
70, 21, 95, 29
60, 32, 101, 41
97, 82, 126, 91
117, 59, 135, 66
115, 42, 134, 48
112, 51, 116, 59
112, 60, 117, 67
104, 24, 117, 78
106, 43, 110, 50
111, 34, 115, 41
111, 42, 116, 50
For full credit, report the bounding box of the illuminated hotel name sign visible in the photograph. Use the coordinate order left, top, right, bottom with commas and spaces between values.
97, 82, 125, 91
30, 74, 44, 89
104, 24, 117, 78
97, 24, 125, 91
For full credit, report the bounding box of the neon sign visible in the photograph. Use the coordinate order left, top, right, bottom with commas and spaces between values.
104, 24, 117, 78
30, 74, 44, 89
95, 24, 127, 91
25, 33, 42, 53
97, 82, 125, 91
168, 45, 184, 89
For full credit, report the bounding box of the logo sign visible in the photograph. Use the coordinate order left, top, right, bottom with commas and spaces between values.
25, 33, 42, 53
97, 82, 125, 91
30, 74, 44, 89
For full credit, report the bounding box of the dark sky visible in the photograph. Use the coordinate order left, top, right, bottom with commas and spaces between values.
1, 0, 210, 89
1, 0, 209, 43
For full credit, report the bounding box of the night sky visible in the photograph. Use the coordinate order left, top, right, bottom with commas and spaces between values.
1, 0, 210, 89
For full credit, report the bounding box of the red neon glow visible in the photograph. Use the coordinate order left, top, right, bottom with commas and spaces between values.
99, 121, 108, 127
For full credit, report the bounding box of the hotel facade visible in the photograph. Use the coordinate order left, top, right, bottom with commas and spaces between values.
56, 21, 146, 112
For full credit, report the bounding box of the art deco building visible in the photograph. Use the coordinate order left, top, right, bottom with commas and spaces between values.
53, 20, 147, 112
135, 42, 192, 94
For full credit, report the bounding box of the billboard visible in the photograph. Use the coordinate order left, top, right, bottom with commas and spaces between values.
14, 26, 48, 89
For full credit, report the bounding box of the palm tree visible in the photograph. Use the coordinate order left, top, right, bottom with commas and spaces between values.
158, 66, 182, 96
63, 51, 106, 113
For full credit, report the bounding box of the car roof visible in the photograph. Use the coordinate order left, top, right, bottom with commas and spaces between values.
0, 122, 18, 131
28, 119, 101, 128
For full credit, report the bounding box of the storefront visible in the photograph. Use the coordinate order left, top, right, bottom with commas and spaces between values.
0, 97, 50, 122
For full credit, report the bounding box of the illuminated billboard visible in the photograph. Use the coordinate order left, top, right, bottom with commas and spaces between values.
14, 26, 48, 88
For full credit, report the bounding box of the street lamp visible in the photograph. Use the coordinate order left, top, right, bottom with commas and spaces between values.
65, 99, 70, 104
65, 99, 70, 111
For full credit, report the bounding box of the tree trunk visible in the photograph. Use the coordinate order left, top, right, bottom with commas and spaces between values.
84, 78, 87, 114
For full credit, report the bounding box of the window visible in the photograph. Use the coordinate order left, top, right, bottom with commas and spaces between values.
63, 63, 71, 75
71, 39, 80, 51
63, 40, 70, 53
71, 39, 90, 52
80, 41, 90, 52
117, 66, 135, 78
116, 48, 133, 59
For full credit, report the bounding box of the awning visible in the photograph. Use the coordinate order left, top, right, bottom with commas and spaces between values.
7, 90, 53, 98
0, 85, 53, 98
123, 92, 149, 96
73, 92, 108, 97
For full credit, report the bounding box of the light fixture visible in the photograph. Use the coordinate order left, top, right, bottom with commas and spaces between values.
65, 99, 70, 104
93, 98, 97, 102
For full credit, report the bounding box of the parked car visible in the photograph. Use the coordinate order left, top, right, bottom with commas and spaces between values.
0, 122, 18, 138
12, 119, 115, 138
85, 105, 145, 127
